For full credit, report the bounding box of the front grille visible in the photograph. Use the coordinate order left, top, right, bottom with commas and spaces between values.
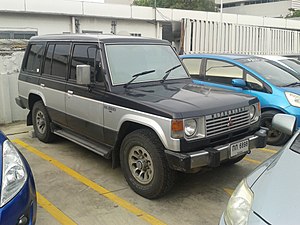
205, 107, 250, 137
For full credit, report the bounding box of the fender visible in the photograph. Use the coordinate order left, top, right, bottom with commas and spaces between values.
118, 114, 181, 152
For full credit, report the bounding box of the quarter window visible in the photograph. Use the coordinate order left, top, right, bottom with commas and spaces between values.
205, 59, 243, 85
24, 44, 45, 74
70, 44, 102, 82
246, 74, 266, 92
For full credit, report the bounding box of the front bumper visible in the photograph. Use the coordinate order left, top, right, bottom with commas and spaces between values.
165, 127, 268, 172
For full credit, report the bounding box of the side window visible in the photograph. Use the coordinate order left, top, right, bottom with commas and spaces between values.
24, 44, 45, 74
70, 44, 102, 82
51, 44, 71, 78
43, 43, 70, 79
246, 73, 266, 92
43, 44, 54, 75
182, 58, 202, 78
205, 59, 243, 85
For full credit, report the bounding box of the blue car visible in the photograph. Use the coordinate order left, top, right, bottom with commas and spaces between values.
0, 131, 36, 225
180, 54, 300, 146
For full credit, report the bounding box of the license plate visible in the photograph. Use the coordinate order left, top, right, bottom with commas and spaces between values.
230, 139, 249, 158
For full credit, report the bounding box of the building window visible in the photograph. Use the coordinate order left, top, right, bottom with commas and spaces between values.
0, 31, 37, 39
130, 33, 142, 37
82, 30, 103, 34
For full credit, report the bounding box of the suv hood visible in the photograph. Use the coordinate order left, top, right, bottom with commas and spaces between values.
251, 147, 300, 224
122, 81, 257, 118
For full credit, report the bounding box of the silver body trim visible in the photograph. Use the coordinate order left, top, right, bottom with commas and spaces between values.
18, 80, 181, 151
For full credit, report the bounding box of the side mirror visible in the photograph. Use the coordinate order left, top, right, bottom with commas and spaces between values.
232, 79, 246, 88
272, 114, 296, 136
76, 65, 91, 85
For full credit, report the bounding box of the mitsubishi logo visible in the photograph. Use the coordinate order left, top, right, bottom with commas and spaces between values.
227, 116, 233, 127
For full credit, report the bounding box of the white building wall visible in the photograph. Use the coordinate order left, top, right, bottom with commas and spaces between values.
0, 13, 71, 35
0, 51, 27, 124
221, 1, 292, 18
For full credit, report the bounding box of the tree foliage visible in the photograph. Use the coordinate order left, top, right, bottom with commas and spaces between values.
133, 0, 216, 12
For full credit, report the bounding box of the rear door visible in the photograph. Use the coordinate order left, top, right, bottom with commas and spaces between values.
65, 43, 105, 143
40, 42, 70, 126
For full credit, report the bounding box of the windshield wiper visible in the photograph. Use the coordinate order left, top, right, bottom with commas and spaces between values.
124, 69, 155, 88
282, 82, 300, 87
160, 64, 181, 83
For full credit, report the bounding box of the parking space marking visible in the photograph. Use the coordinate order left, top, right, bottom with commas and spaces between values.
259, 148, 277, 154
223, 188, 234, 196
37, 192, 77, 225
14, 139, 166, 225
243, 157, 261, 164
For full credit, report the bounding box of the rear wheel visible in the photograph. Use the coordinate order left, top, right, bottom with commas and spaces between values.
261, 110, 289, 146
120, 129, 176, 199
32, 101, 54, 143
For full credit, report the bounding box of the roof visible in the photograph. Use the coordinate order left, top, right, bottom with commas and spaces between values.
180, 53, 256, 60
30, 34, 170, 44
180, 54, 258, 60
257, 55, 290, 61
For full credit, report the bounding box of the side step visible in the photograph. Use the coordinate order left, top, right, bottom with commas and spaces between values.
54, 129, 112, 159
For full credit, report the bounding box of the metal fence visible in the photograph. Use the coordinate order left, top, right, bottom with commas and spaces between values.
182, 18, 300, 55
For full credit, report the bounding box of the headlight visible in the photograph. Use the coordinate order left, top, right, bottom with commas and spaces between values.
285, 92, 300, 107
184, 119, 197, 137
224, 179, 253, 225
1, 140, 27, 207
249, 103, 260, 124
249, 105, 255, 120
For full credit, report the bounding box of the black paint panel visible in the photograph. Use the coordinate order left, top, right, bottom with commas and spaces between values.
19, 72, 40, 85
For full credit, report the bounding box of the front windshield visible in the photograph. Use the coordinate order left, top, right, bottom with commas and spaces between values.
106, 44, 188, 85
238, 58, 299, 86
280, 59, 300, 75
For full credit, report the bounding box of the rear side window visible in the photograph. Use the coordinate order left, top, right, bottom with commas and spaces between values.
43, 43, 71, 79
24, 44, 45, 74
70, 44, 102, 82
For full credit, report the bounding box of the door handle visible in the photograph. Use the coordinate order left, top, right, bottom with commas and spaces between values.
67, 90, 74, 95
40, 83, 45, 87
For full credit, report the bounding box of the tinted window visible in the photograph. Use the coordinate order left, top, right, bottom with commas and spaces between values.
205, 59, 243, 85
70, 44, 102, 82
291, 133, 300, 153
182, 58, 202, 77
43, 43, 70, 78
51, 44, 70, 78
24, 44, 45, 74
43, 44, 55, 75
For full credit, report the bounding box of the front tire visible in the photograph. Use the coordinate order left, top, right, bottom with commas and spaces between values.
32, 101, 54, 143
261, 110, 289, 146
120, 129, 175, 199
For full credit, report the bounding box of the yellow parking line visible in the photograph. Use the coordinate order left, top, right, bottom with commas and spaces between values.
223, 188, 234, 196
259, 148, 277, 154
37, 192, 77, 225
13, 139, 166, 225
243, 157, 261, 165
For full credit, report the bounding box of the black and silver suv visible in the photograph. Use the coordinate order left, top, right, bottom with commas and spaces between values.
16, 34, 267, 199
